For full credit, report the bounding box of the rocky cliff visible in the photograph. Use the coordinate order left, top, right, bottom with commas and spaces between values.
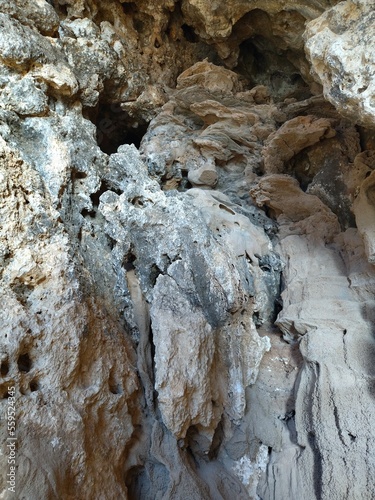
0, 1, 374, 499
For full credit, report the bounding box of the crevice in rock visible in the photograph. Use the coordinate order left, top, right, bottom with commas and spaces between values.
17, 353, 32, 373
236, 34, 311, 101
150, 263, 163, 286
0, 358, 9, 376
181, 24, 199, 43
108, 369, 123, 395
90, 180, 123, 209
208, 418, 224, 460
29, 379, 39, 392
149, 322, 157, 412
123, 250, 137, 272
89, 101, 150, 154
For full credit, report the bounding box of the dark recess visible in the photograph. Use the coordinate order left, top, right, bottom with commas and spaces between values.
236, 35, 311, 101
89, 180, 123, 209
17, 353, 32, 373
86, 102, 149, 155
0, 359, 9, 376
123, 251, 136, 272
181, 24, 199, 43
30, 379, 39, 392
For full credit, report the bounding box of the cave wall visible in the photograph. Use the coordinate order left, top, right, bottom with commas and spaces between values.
0, 1, 375, 499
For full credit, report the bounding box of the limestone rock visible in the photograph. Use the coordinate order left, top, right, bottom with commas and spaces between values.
181, 0, 337, 40
1, 76, 48, 117
305, 0, 375, 127
99, 146, 273, 440
352, 169, 375, 263
262, 115, 336, 173
140, 60, 281, 198
187, 162, 218, 187
0, 139, 138, 499
0, 13, 78, 96
0, 1, 374, 499
251, 173, 375, 500
0, 0, 59, 36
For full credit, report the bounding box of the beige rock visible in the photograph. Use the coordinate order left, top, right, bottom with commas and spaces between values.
352, 170, 375, 263
188, 162, 218, 187
262, 115, 335, 173
151, 274, 219, 439
181, 0, 334, 40
251, 174, 340, 241
0, 141, 138, 499
305, 0, 375, 127
177, 60, 244, 94
0, 0, 374, 498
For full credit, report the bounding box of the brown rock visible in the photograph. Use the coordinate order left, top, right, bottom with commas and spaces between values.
262, 115, 336, 173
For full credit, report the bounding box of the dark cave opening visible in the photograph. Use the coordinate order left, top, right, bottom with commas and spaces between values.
87, 102, 150, 155
236, 35, 311, 101
181, 24, 199, 43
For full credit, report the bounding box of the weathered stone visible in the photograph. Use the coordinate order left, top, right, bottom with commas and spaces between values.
0, 0, 59, 36
181, 0, 337, 40
0, 1, 374, 498
188, 162, 218, 187
262, 115, 336, 173
0, 139, 138, 499
1, 76, 48, 116
305, 0, 375, 127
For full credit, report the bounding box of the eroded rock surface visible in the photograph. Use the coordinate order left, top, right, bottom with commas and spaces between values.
0, 1, 375, 499
305, 0, 375, 127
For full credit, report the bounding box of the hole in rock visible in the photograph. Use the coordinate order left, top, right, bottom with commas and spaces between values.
107, 235, 116, 250
30, 379, 39, 392
91, 101, 150, 155
125, 465, 168, 500
126, 467, 144, 498
218, 203, 236, 215
253, 311, 262, 326
131, 196, 144, 207
109, 381, 122, 395
358, 86, 368, 93
150, 264, 163, 286
1, 359, 9, 376
181, 24, 198, 43
236, 32, 311, 101
71, 170, 87, 181
123, 251, 136, 271
122, 2, 137, 15
17, 353, 32, 373
108, 367, 123, 395
81, 208, 96, 218
90, 181, 122, 208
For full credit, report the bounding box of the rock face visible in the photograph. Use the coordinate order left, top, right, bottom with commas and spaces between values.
0, 1, 375, 499
305, 0, 375, 127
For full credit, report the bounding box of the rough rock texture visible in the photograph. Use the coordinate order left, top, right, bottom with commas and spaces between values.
305, 0, 375, 127
0, 1, 375, 499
